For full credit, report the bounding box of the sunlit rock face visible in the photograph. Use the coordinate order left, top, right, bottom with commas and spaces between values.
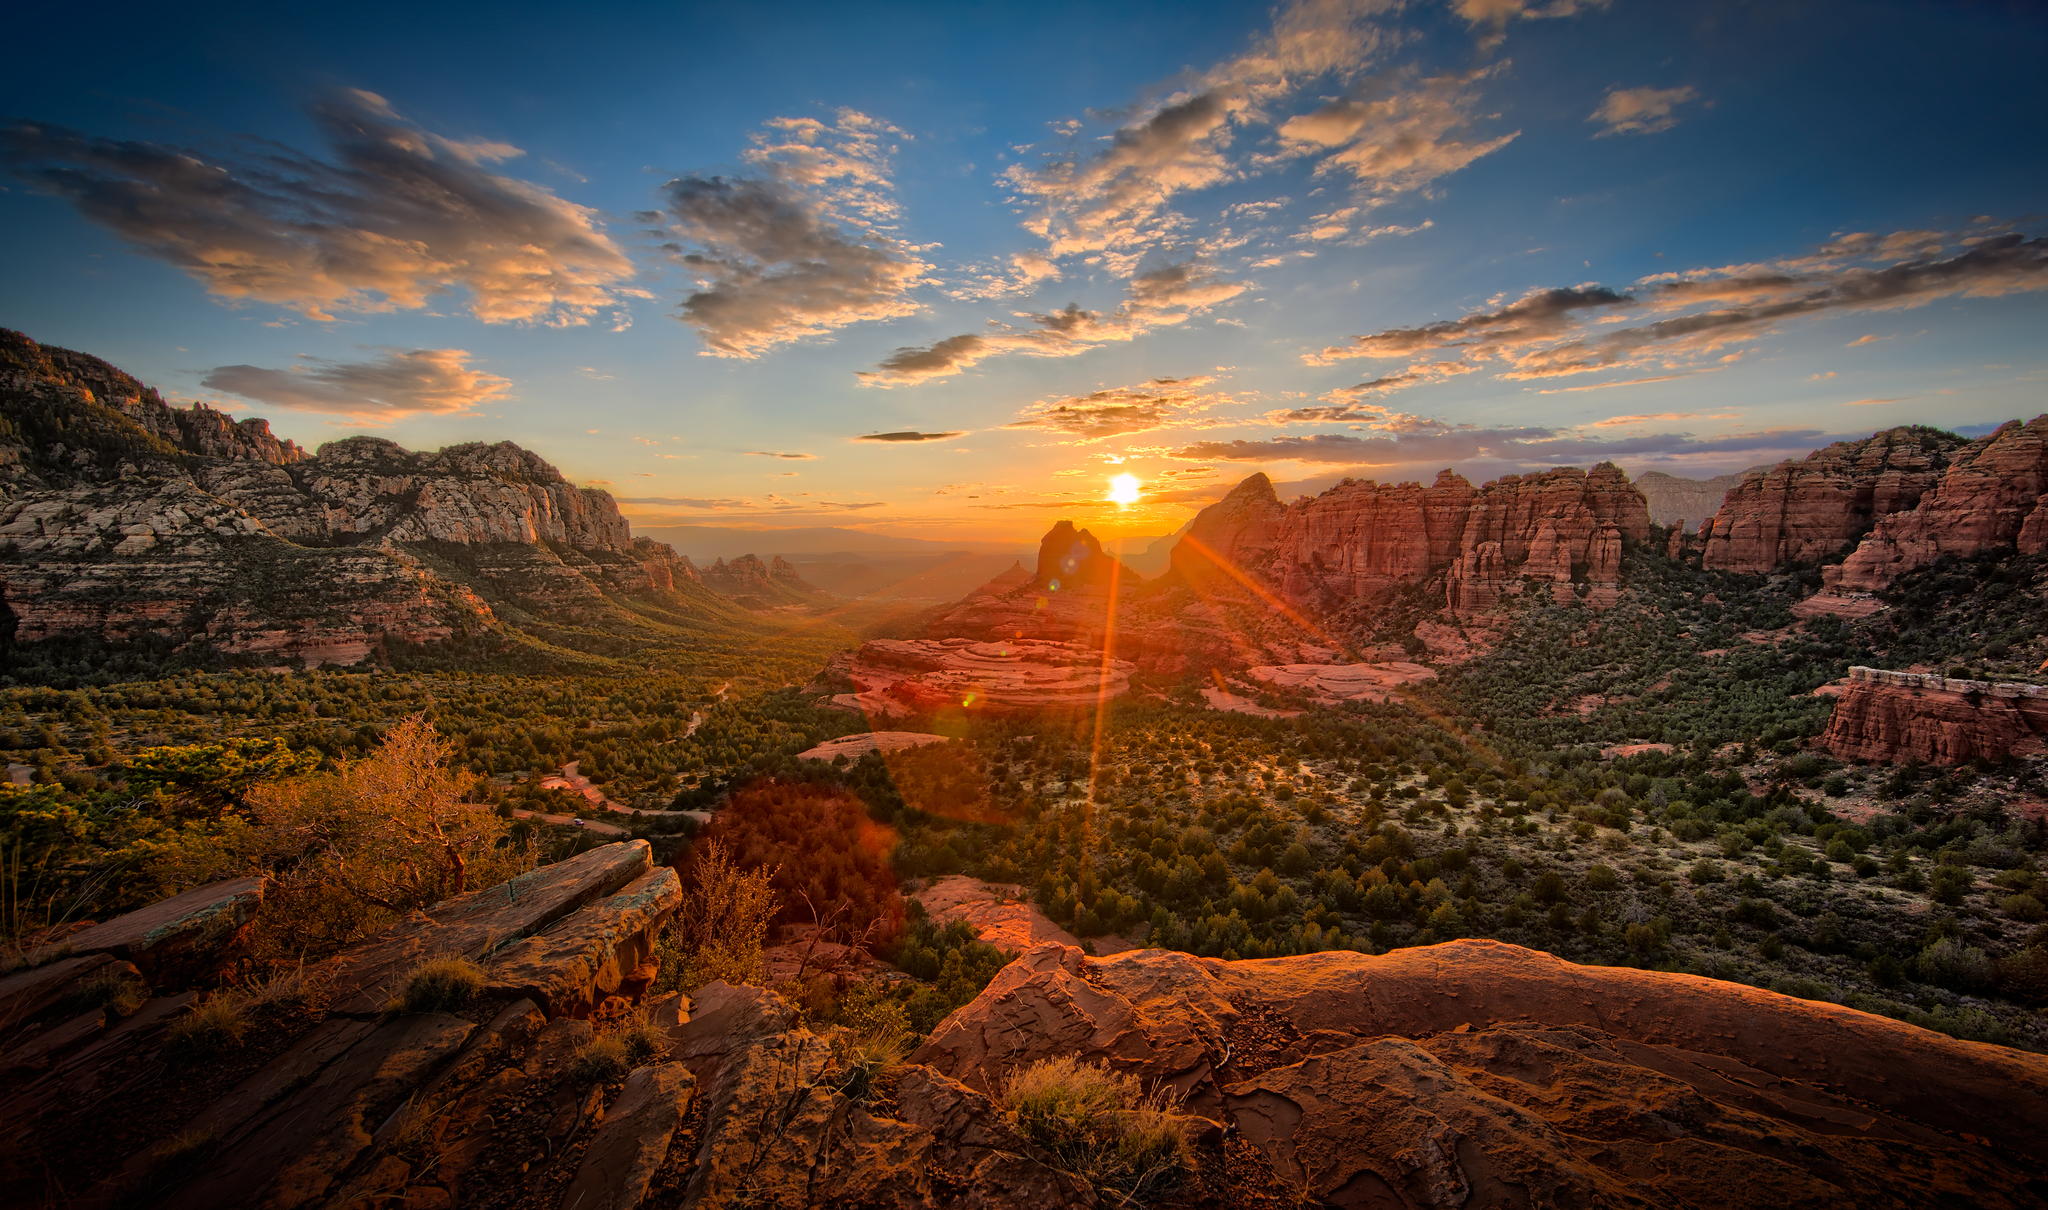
820, 637, 1134, 719
1822, 416, 2048, 592
1819, 666, 2048, 765
1698, 425, 1964, 574
0, 329, 707, 665
1170, 463, 1649, 617
916, 940, 2048, 1210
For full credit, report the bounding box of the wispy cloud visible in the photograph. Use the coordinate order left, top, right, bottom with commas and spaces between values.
859, 258, 1248, 386
1, 89, 639, 325
1590, 85, 1700, 136
1006, 375, 1232, 442
650, 109, 933, 357
746, 450, 817, 460
853, 430, 966, 442
201, 347, 510, 423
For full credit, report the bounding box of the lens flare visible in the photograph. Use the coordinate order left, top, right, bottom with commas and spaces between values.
1107, 472, 1141, 505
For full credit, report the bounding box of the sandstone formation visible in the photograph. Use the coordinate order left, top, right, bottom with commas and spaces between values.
819, 637, 1134, 719
9, 866, 2048, 1209
0, 330, 747, 666
695, 553, 815, 605
1698, 426, 1963, 573
1819, 665, 2048, 765
1243, 660, 1437, 704
1823, 415, 2048, 593
795, 731, 954, 761
917, 940, 2048, 1209
1170, 465, 1649, 617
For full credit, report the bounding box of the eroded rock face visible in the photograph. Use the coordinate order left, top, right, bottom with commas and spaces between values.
822, 638, 1135, 719
1633, 468, 1752, 529
1699, 426, 1964, 573
1169, 464, 1648, 617
917, 940, 2048, 1210
0, 330, 717, 665
1819, 666, 2048, 765
697, 553, 815, 604
1823, 415, 2048, 592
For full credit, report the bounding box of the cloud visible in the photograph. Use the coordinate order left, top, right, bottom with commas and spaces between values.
1307, 226, 2048, 384
1841, 396, 1907, 407
1264, 361, 1476, 421
1532, 372, 1711, 393
1000, 0, 1398, 264
1275, 66, 1519, 196
853, 430, 966, 442
1308, 284, 1631, 363
1174, 425, 1829, 469
0, 90, 638, 325
1590, 85, 1699, 136
746, 450, 817, 460
1453, 0, 1611, 47
860, 258, 1248, 386
1006, 375, 1231, 442
200, 348, 510, 422
650, 109, 933, 357
1587, 410, 1741, 427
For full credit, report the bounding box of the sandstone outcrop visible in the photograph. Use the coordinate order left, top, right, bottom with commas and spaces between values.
0, 330, 744, 666
9, 866, 2048, 1209
1822, 415, 2048, 593
1698, 426, 1963, 573
24, 875, 265, 983
820, 637, 1134, 719
1169, 464, 1648, 617
1819, 665, 2048, 765
696, 553, 815, 605
917, 940, 2048, 1209
1242, 660, 1436, 703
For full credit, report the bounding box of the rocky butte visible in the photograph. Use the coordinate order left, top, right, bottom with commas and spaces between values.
3, 846, 2044, 1208
1170, 464, 1650, 617
1819, 666, 2048, 766
0, 330, 742, 667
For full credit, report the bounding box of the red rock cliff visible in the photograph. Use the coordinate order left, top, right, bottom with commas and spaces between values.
1819, 666, 2048, 765
1823, 415, 2048, 593
1698, 426, 1963, 573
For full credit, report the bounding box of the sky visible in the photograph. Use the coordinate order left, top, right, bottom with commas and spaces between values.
2, 0, 2044, 546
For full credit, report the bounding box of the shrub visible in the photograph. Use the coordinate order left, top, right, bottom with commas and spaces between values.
165, 995, 249, 1058
396, 957, 484, 1013
569, 1034, 630, 1083
1004, 1057, 1191, 1201
657, 838, 781, 991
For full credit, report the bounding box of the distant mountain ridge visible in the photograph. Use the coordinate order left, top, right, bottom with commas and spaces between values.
0, 329, 748, 668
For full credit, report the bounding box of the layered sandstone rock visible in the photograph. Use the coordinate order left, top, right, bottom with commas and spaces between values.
1699, 426, 1963, 573
1168, 464, 1648, 617
1823, 415, 2048, 593
821, 637, 1134, 719
1819, 665, 2048, 765
917, 940, 2048, 1209
696, 552, 815, 604
0, 330, 730, 664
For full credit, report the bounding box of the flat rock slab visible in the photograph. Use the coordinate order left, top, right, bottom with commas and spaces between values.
0, 952, 135, 1029
30, 876, 265, 980
795, 731, 954, 761
486, 866, 682, 1015
159, 1012, 476, 1210
318, 840, 651, 1016
559, 1061, 694, 1210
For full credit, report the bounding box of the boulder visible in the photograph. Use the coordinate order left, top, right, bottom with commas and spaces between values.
486, 866, 683, 1015
317, 840, 652, 1015
29, 875, 265, 981
559, 1061, 694, 1210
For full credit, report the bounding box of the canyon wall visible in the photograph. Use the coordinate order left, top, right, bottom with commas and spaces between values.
1698, 426, 1963, 573
0, 329, 722, 665
1171, 463, 1649, 616
1819, 666, 2048, 765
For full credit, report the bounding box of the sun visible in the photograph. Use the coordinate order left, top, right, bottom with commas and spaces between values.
1107, 472, 1142, 506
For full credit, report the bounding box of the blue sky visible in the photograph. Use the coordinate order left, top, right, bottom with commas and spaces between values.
3, 0, 2044, 542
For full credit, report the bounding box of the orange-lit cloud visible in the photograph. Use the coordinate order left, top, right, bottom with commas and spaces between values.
201, 348, 510, 422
